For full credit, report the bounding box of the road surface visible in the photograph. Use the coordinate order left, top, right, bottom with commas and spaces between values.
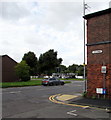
2, 81, 110, 119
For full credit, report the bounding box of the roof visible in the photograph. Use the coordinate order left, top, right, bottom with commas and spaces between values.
84, 8, 111, 19
1, 55, 18, 63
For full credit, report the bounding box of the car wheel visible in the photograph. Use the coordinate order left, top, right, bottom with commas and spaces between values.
49, 83, 53, 86
61, 82, 64, 85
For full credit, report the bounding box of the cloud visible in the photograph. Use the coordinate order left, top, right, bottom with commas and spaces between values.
35, 2, 83, 31
0, 1, 110, 66
0, 2, 30, 21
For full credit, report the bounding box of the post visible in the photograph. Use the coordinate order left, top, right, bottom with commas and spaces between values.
83, 0, 86, 92
101, 65, 106, 98
103, 73, 106, 99
0, 56, 2, 120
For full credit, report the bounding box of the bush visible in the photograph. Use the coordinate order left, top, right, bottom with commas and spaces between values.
15, 61, 30, 81
20, 76, 30, 82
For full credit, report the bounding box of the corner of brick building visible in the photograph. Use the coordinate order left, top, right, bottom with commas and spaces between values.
85, 8, 111, 99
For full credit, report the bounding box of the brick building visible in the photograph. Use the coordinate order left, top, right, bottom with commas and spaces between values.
0, 55, 19, 82
84, 8, 111, 98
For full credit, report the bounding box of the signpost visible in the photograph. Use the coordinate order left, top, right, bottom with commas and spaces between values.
96, 88, 106, 98
96, 88, 103, 94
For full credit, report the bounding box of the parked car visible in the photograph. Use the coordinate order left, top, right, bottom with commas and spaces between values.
42, 78, 65, 86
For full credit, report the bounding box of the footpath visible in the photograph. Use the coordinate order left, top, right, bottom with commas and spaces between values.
69, 96, 111, 110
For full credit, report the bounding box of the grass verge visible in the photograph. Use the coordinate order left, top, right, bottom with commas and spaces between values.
0, 80, 71, 88
0, 80, 42, 88
64, 81, 71, 84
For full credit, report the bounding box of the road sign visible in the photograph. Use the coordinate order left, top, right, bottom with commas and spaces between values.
96, 88, 106, 94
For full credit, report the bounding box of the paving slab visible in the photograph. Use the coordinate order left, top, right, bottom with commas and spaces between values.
68, 96, 111, 109
55, 94, 111, 109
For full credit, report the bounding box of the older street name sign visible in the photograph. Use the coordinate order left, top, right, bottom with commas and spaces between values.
92, 50, 102, 54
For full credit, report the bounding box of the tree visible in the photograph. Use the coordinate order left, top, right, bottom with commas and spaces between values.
59, 65, 67, 73
22, 51, 38, 75
68, 64, 78, 73
15, 61, 30, 81
67, 64, 84, 76
77, 65, 84, 76
38, 49, 63, 75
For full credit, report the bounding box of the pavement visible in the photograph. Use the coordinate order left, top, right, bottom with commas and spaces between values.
49, 94, 111, 112
69, 95, 111, 109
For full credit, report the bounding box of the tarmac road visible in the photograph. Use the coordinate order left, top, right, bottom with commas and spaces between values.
2, 81, 110, 119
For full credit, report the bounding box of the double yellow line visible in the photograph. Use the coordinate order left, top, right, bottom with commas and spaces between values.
49, 94, 108, 111
49, 94, 90, 108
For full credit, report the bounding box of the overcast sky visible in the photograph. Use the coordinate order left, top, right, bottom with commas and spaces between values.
0, 0, 110, 66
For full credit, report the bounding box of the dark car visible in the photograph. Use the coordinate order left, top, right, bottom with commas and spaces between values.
42, 78, 65, 86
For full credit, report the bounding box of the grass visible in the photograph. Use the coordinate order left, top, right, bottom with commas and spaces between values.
64, 81, 71, 84
0, 80, 42, 88
0, 80, 71, 88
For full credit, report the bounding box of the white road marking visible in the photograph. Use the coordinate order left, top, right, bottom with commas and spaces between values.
9, 91, 21, 94
67, 112, 78, 116
67, 110, 78, 116
77, 85, 82, 87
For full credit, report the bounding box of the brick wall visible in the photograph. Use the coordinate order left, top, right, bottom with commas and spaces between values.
87, 14, 110, 44
86, 11, 111, 98
87, 64, 111, 98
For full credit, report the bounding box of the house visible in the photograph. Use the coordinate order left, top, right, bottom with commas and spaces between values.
84, 8, 111, 98
0, 55, 19, 82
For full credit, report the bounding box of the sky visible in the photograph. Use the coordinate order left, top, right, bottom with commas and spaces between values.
0, 0, 110, 66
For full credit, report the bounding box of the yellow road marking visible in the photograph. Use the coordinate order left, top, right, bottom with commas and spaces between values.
49, 94, 89, 108
49, 94, 107, 111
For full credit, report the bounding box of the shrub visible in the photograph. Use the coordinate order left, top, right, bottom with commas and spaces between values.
15, 61, 30, 81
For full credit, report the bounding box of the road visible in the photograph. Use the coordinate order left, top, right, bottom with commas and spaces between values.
2, 81, 110, 119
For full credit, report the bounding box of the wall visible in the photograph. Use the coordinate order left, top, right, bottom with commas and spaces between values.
2, 55, 19, 82
87, 12, 111, 98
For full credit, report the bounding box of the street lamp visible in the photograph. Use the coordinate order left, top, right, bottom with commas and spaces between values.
83, 0, 90, 92
83, 0, 87, 92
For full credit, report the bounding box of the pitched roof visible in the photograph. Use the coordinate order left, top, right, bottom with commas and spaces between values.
1, 55, 18, 63
84, 8, 111, 19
